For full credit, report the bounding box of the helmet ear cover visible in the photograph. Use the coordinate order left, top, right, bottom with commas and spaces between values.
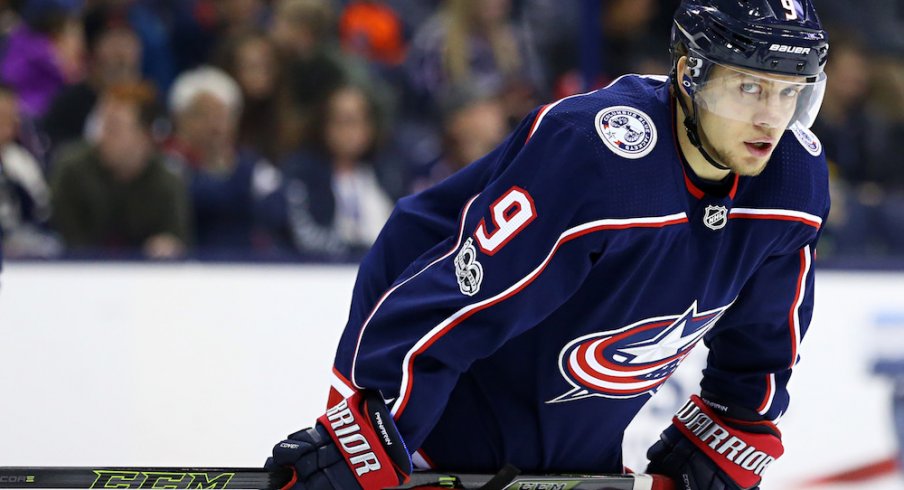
679, 54, 714, 96
682, 74, 695, 95
686, 55, 703, 77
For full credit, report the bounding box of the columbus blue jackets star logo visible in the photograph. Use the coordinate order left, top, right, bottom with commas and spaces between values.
547, 301, 732, 403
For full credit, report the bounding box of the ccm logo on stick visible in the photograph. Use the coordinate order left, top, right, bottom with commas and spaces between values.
0, 476, 34, 483
89, 471, 233, 489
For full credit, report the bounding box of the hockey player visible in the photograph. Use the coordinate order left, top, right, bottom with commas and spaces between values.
267, 1, 830, 489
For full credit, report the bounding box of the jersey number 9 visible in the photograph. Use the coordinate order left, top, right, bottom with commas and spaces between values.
475, 186, 537, 255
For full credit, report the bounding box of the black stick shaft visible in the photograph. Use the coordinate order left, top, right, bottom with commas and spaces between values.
0, 468, 282, 490
0, 467, 672, 490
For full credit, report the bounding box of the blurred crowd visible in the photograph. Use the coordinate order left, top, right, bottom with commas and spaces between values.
0, 0, 901, 263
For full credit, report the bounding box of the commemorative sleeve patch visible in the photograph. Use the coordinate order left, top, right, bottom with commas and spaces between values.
790, 123, 822, 156
454, 237, 483, 296
594, 106, 658, 159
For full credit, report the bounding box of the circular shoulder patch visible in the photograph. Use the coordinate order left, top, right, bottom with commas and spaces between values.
790, 123, 822, 157
594, 106, 658, 159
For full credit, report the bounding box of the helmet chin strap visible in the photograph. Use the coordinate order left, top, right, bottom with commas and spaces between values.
671, 75, 731, 172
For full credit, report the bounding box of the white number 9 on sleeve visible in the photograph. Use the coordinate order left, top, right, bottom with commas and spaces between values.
474, 186, 537, 255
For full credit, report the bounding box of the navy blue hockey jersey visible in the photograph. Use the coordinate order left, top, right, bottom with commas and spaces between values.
327, 75, 830, 473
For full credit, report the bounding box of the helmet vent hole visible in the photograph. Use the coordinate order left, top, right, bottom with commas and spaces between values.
710, 22, 755, 53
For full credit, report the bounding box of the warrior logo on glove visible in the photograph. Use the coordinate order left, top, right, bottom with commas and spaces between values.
269, 391, 412, 490
322, 399, 385, 476
653, 395, 785, 490
674, 399, 777, 477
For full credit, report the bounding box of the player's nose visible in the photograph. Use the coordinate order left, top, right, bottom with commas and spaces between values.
751, 92, 791, 129
752, 104, 785, 130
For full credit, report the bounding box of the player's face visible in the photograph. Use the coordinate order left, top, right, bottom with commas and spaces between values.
694, 65, 805, 176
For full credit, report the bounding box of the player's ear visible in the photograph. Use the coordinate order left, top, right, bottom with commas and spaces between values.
676, 56, 693, 99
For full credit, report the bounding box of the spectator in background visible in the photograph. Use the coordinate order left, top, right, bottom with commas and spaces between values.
511, 0, 582, 98
404, 0, 543, 124
106, 0, 269, 97
811, 31, 878, 257
800, 0, 904, 259
814, 30, 904, 258
164, 0, 271, 87
383, 0, 441, 36
51, 81, 189, 259
0, 0, 84, 118
336, 0, 409, 137
812, 32, 874, 184
270, 0, 373, 156
270, 0, 335, 63
394, 0, 542, 202
283, 83, 394, 260
410, 84, 507, 193
212, 0, 270, 38
598, 0, 670, 78
164, 66, 288, 257
819, 0, 904, 58
339, 0, 406, 67
552, 0, 673, 97
215, 30, 282, 163
866, 53, 904, 257
42, 3, 143, 157
0, 3, 20, 40
0, 83, 59, 258
116, 0, 184, 96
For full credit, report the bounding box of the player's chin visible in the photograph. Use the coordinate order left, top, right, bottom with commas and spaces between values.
729, 156, 770, 177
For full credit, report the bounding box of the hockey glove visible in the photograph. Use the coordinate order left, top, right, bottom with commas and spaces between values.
267, 391, 412, 490
646, 395, 783, 490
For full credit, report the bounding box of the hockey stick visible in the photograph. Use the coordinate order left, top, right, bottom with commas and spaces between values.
0, 467, 674, 490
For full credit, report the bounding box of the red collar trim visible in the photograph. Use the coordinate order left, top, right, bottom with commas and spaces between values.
728, 173, 739, 199
683, 170, 706, 199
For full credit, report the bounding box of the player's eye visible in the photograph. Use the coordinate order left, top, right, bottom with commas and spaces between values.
740, 82, 762, 95
780, 86, 802, 98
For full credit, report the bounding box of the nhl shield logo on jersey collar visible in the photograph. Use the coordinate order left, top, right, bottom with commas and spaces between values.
703, 205, 728, 230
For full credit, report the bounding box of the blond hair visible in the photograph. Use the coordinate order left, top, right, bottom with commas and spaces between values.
442, 0, 521, 85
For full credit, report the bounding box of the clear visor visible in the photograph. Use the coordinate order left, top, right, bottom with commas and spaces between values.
684, 58, 827, 129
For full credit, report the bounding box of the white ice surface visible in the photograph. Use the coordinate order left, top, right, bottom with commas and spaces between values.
1, 265, 903, 490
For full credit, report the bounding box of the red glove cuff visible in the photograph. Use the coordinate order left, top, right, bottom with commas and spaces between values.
317, 392, 409, 490
672, 395, 784, 489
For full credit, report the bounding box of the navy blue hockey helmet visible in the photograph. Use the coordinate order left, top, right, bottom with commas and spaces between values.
670, 0, 829, 80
